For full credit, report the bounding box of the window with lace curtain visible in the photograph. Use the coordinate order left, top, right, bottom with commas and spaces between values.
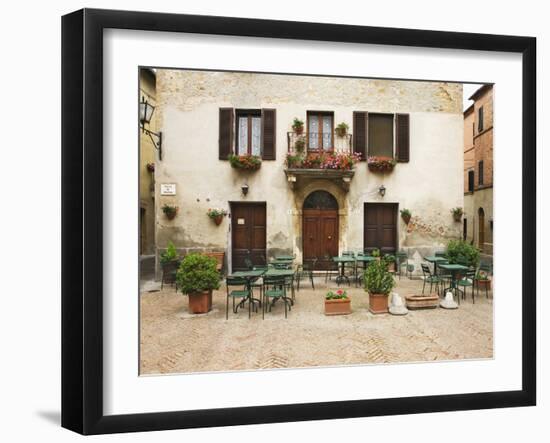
236, 110, 262, 156
307, 111, 333, 150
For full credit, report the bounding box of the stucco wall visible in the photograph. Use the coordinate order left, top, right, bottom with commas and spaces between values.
153, 70, 463, 273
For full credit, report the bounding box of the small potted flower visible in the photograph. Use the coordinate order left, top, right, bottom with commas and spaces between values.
207, 208, 228, 225
162, 204, 179, 220
475, 269, 491, 291
146, 162, 155, 173
400, 208, 412, 224
364, 257, 395, 314
160, 241, 180, 287
451, 207, 463, 222
324, 289, 351, 315
176, 253, 220, 314
335, 122, 349, 137
292, 117, 304, 134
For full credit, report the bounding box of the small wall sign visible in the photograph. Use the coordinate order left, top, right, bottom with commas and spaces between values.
160, 183, 176, 195
237, 218, 245, 225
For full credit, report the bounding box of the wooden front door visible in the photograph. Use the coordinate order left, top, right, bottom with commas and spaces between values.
364, 203, 397, 255
303, 191, 339, 270
231, 202, 266, 271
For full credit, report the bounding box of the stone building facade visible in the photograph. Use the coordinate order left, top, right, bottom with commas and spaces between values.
463, 84, 493, 255
149, 69, 464, 274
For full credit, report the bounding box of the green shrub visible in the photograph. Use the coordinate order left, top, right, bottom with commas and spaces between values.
176, 253, 220, 294
364, 258, 395, 295
446, 240, 480, 267
160, 241, 179, 265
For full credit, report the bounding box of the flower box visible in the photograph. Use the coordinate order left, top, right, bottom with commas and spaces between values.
324, 298, 352, 315
367, 156, 396, 172
228, 153, 261, 170
405, 294, 439, 309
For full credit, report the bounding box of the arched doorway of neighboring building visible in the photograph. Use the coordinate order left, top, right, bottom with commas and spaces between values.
303, 190, 339, 270
478, 207, 485, 251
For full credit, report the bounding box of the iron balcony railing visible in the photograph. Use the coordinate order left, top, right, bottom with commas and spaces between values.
287, 131, 353, 154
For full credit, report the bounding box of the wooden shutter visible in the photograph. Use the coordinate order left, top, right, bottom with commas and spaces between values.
219, 108, 234, 160
353, 111, 367, 160
261, 108, 276, 160
396, 113, 410, 162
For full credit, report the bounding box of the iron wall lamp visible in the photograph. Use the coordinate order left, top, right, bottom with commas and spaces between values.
378, 185, 386, 197
139, 96, 163, 160
241, 183, 249, 196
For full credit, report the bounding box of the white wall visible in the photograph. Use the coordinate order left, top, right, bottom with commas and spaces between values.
1, 1, 546, 443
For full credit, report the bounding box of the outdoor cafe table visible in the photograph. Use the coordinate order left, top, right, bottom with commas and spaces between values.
333, 256, 356, 286
438, 263, 469, 303
275, 255, 294, 261
265, 267, 296, 303
424, 256, 448, 275
229, 269, 265, 311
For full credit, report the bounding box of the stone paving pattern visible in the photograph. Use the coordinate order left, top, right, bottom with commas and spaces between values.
140, 276, 493, 375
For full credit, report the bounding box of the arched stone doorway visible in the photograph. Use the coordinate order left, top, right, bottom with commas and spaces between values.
302, 190, 339, 270
478, 207, 485, 251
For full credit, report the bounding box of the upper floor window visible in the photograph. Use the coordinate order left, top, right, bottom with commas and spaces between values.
478, 106, 484, 133
478, 160, 484, 185
307, 111, 333, 150
468, 170, 475, 193
368, 113, 394, 157
236, 110, 262, 156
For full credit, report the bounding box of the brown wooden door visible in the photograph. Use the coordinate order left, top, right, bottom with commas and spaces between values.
231, 202, 266, 271
364, 203, 397, 255
303, 209, 339, 270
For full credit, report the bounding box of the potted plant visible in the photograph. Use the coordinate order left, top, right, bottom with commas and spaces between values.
160, 241, 180, 286
207, 208, 227, 225
400, 208, 412, 224
446, 239, 480, 268
367, 156, 397, 172
364, 257, 395, 314
335, 122, 349, 137
161, 204, 179, 220
294, 136, 306, 153
324, 289, 351, 315
384, 254, 396, 272
176, 253, 220, 314
451, 207, 463, 222
475, 269, 491, 290
371, 248, 381, 260
292, 117, 304, 134
228, 153, 262, 171
146, 162, 155, 173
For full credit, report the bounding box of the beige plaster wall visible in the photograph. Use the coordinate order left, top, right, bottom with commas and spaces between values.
154, 70, 463, 273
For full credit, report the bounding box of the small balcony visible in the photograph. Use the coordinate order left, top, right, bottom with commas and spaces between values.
284, 131, 359, 192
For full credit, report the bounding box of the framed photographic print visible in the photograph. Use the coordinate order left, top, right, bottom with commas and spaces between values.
61, 8, 536, 435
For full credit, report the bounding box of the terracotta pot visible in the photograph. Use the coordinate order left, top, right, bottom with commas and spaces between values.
324, 298, 351, 315
402, 214, 411, 224
213, 215, 224, 225
453, 214, 462, 222
188, 290, 213, 314
476, 279, 491, 290
335, 128, 347, 137
293, 126, 304, 135
368, 293, 389, 314
165, 211, 177, 220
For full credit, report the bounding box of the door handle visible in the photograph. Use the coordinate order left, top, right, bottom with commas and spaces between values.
328, 235, 332, 240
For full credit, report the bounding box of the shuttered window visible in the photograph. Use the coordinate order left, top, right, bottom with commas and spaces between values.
236, 110, 262, 156
468, 170, 474, 192
395, 113, 410, 162
353, 111, 367, 159
261, 108, 276, 160
368, 113, 394, 157
219, 108, 234, 160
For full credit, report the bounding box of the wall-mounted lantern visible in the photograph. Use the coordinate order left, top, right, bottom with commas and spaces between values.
241, 183, 249, 196
139, 96, 163, 160
378, 185, 386, 197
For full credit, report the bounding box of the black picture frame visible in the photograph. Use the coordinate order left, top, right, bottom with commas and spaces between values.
61, 8, 536, 435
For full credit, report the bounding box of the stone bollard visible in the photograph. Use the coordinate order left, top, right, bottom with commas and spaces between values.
440, 291, 458, 309
389, 292, 408, 315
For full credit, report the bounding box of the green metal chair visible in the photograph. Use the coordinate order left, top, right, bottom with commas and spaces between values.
225, 276, 252, 319
262, 276, 291, 319
457, 269, 476, 303
421, 263, 441, 295
395, 252, 408, 280
297, 258, 317, 291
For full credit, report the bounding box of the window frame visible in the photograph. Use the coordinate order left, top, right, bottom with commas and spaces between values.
368, 112, 395, 158
468, 169, 475, 193
235, 109, 262, 156
306, 110, 334, 151
478, 106, 484, 133
478, 160, 484, 186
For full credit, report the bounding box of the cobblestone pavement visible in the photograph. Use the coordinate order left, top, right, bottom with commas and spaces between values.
140, 275, 493, 375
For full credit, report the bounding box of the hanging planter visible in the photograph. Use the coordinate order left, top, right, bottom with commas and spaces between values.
162, 204, 179, 220
400, 208, 412, 224
451, 207, 463, 222
335, 122, 349, 137
146, 162, 155, 173
367, 156, 396, 173
207, 208, 228, 225
228, 153, 262, 171
292, 117, 304, 135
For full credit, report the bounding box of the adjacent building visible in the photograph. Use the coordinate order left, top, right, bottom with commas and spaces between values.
149, 69, 464, 274
463, 84, 493, 256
